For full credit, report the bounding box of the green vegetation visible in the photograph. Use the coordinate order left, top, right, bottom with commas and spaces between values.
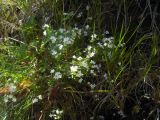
0, 0, 160, 119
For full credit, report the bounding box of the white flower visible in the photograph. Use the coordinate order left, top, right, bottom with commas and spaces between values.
12, 97, 17, 102
87, 46, 92, 51
56, 109, 63, 114
118, 62, 121, 66
91, 34, 97, 39
107, 43, 113, 48
77, 57, 82, 61
87, 51, 95, 58
50, 36, 57, 43
76, 71, 83, 77
104, 73, 107, 80
43, 24, 49, 29
38, 95, 42, 100
8, 94, 14, 99
50, 69, 55, 74
90, 70, 95, 74
70, 66, 78, 72
51, 50, 57, 55
49, 113, 54, 118
90, 60, 96, 65
58, 44, 63, 50
8, 83, 16, 93
32, 98, 38, 103
63, 37, 72, 45
83, 31, 88, 36
86, 5, 90, 11
105, 30, 109, 34
54, 72, 62, 80
97, 42, 104, 48
72, 55, 76, 59
78, 78, 83, 83
90, 84, 96, 89
81, 61, 88, 69
92, 65, 98, 69
77, 12, 83, 18
118, 110, 126, 118
43, 31, 47, 36
85, 25, 89, 29
77, 29, 82, 35
4, 96, 9, 103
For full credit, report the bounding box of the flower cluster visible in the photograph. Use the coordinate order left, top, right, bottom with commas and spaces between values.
49, 109, 63, 120
50, 69, 62, 80
32, 95, 43, 104
43, 25, 82, 58
4, 94, 17, 103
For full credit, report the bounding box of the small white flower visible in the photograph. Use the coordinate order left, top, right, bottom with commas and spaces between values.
50, 69, 55, 74
92, 65, 98, 69
88, 51, 95, 58
58, 44, 63, 50
38, 95, 42, 100
90, 84, 96, 89
104, 73, 107, 80
91, 34, 97, 40
43, 24, 49, 29
43, 31, 47, 36
97, 42, 104, 48
8, 94, 14, 99
107, 43, 113, 48
85, 25, 89, 29
118, 62, 121, 66
118, 110, 126, 118
4, 96, 9, 103
51, 50, 57, 55
77, 57, 82, 61
72, 55, 77, 59
32, 98, 38, 103
63, 37, 72, 45
76, 71, 83, 77
56, 109, 63, 114
81, 61, 88, 69
86, 5, 90, 11
51, 109, 56, 113
87, 46, 92, 51
70, 66, 78, 72
12, 97, 17, 102
8, 83, 16, 93
77, 12, 83, 18
105, 30, 109, 34
78, 78, 83, 83
90, 60, 96, 65
77, 29, 82, 35
90, 70, 95, 74
49, 113, 54, 118
50, 36, 57, 43
54, 72, 62, 80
